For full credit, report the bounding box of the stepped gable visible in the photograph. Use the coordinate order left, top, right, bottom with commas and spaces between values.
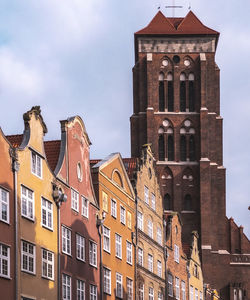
44, 140, 61, 172
6, 134, 23, 148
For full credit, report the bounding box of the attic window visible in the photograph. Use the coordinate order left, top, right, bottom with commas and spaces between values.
77, 162, 82, 182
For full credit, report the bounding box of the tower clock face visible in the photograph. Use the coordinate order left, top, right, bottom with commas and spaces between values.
162, 59, 168, 66
184, 59, 191, 66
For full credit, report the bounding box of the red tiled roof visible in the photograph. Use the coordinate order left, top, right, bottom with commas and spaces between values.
122, 158, 137, 179
6, 134, 23, 148
44, 140, 61, 172
135, 10, 219, 36
90, 159, 101, 167
182, 242, 191, 258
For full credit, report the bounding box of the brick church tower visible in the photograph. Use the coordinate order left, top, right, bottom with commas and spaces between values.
130, 11, 250, 299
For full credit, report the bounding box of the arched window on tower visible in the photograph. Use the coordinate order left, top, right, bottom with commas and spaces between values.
180, 73, 186, 112
159, 72, 165, 112
164, 193, 172, 211
188, 73, 195, 112
168, 135, 174, 161
183, 194, 192, 211
189, 134, 196, 161
158, 128, 165, 161
180, 132, 187, 161
167, 72, 174, 112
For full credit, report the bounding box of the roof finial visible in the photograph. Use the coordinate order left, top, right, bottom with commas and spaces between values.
165, 0, 183, 17
188, 1, 191, 10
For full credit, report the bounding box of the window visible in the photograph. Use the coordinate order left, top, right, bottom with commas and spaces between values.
82, 196, 88, 218
199, 291, 203, 300
164, 194, 171, 211
158, 135, 165, 161
148, 254, 153, 272
116, 273, 123, 298
189, 135, 196, 161
89, 241, 97, 267
168, 135, 174, 161
62, 226, 71, 255
76, 234, 85, 261
111, 199, 117, 218
180, 135, 187, 161
159, 72, 165, 112
31, 151, 42, 177
90, 284, 97, 300
183, 194, 192, 211
137, 211, 143, 231
139, 283, 144, 300
181, 281, 186, 300
189, 73, 195, 111
180, 73, 186, 112
168, 273, 173, 296
194, 264, 198, 278
62, 274, 71, 300
0, 243, 10, 278
168, 72, 174, 112
158, 291, 163, 300
21, 185, 34, 220
174, 244, 179, 263
157, 260, 162, 277
71, 189, 79, 212
127, 278, 133, 300
120, 206, 126, 225
195, 288, 198, 300
42, 249, 54, 280
149, 287, 154, 300
103, 226, 110, 253
103, 267, 111, 295
127, 211, 132, 229
102, 191, 108, 212
126, 241, 132, 265
77, 280, 85, 300
151, 193, 156, 210
21, 241, 35, 274
190, 286, 194, 300
157, 227, 162, 245
115, 234, 122, 259
41, 198, 53, 230
144, 186, 149, 204
138, 247, 143, 266
0, 188, 9, 223
175, 277, 180, 300
148, 219, 153, 238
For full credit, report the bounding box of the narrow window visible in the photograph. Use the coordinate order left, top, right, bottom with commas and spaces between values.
71, 189, 79, 212
103, 267, 111, 295
157, 226, 162, 245
148, 219, 153, 238
31, 151, 42, 178
21, 185, 34, 221
90, 284, 97, 300
158, 291, 163, 300
89, 241, 97, 267
127, 278, 133, 300
62, 226, 71, 255
189, 135, 196, 161
176, 277, 180, 300
164, 194, 171, 211
138, 247, 143, 266
180, 73, 186, 112
120, 206, 126, 225
168, 135, 174, 161
183, 194, 192, 211
148, 254, 153, 272
149, 287, 154, 300
42, 249, 54, 280
167, 73, 174, 111
0, 188, 9, 223
181, 281, 186, 300
76, 234, 85, 261
77, 280, 85, 300
190, 286, 194, 300
116, 273, 123, 298
41, 198, 53, 230
115, 234, 122, 259
158, 135, 165, 161
168, 273, 173, 296
189, 73, 195, 111
180, 135, 187, 161
157, 260, 162, 277
127, 211, 132, 229
82, 196, 89, 218
103, 226, 110, 253
111, 198, 117, 218
102, 191, 108, 212
137, 211, 143, 231
144, 186, 149, 204
139, 283, 144, 300
159, 73, 165, 111
151, 193, 156, 210
126, 241, 133, 265
174, 244, 179, 263
62, 274, 71, 300
21, 241, 35, 274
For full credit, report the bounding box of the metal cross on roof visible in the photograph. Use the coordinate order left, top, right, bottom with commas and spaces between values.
165, 0, 183, 17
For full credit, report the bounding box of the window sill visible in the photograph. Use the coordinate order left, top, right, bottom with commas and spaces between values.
42, 275, 54, 281
76, 257, 86, 263
42, 224, 53, 232
0, 274, 11, 280
21, 215, 35, 222
21, 269, 36, 276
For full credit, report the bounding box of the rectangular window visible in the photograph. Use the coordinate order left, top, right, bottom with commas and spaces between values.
137, 211, 143, 231
89, 241, 97, 267
21, 185, 34, 220
82, 196, 89, 218
62, 226, 71, 255
120, 206, 126, 225
31, 151, 42, 178
175, 277, 180, 300
151, 193, 156, 210
62, 274, 71, 300
158, 292, 163, 300
174, 244, 179, 263
157, 226, 162, 245
127, 278, 133, 300
181, 281, 186, 300
0, 188, 9, 223
148, 220, 153, 238
168, 273, 173, 297
138, 247, 143, 266
90, 284, 97, 300
42, 248, 54, 280
103, 267, 111, 295
71, 189, 79, 212
199, 291, 203, 300
149, 287, 154, 300
126, 241, 132, 265
77, 279, 85, 300
111, 198, 117, 218
148, 254, 153, 272
76, 234, 85, 261
195, 288, 198, 300
139, 284, 144, 300
190, 286, 193, 300
21, 241, 35, 274
102, 191, 108, 212
0, 243, 10, 278
115, 233, 122, 259
144, 186, 149, 204
116, 273, 123, 298
127, 211, 132, 229
103, 226, 110, 253
157, 260, 162, 277
41, 198, 53, 230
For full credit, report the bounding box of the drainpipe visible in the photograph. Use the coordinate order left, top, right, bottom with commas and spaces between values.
57, 205, 61, 300
97, 214, 105, 300
133, 187, 138, 300
163, 219, 168, 300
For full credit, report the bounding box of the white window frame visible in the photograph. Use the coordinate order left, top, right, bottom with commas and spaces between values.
120, 205, 126, 225
111, 198, 117, 218
158, 291, 163, 300
181, 281, 186, 300
148, 254, 153, 272
103, 267, 111, 295
41, 197, 53, 230
115, 233, 122, 259
42, 248, 54, 280
126, 241, 132, 265
199, 291, 203, 300
82, 196, 89, 218
137, 211, 143, 231
62, 274, 71, 300
157, 226, 162, 245
127, 211, 132, 229
21, 185, 34, 221
21, 240, 35, 274
0, 188, 9, 223
175, 277, 180, 300
126, 278, 133, 300
144, 186, 149, 204
174, 244, 179, 263
157, 260, 162, 277
0, 243, 10, 278
71, 189, 79, 212
151, 193, 156, 210
89, 240, 97, 267
77, 279, 85, 300
190, 286, 194, 300
76, 234, 85, 262
138, 247, 143, 266
31, 151, 42, 178
62, 226, 71, 255
195, 288, 198, 300
168, 273, 173, 297
148, 219, 153, 238
116, 272, 123, 298
149, 287, 154, 300
103, 226, 110, 253
139, 283, 144, 300
90, 284, 97, 300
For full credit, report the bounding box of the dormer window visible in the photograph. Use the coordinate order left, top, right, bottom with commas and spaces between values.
31, 151, 42, 178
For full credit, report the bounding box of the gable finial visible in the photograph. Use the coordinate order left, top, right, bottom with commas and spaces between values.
165, 0, 183, 17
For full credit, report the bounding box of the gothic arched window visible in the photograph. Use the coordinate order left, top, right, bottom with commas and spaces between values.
180, 73, 186, 112
159, 72, 165, 112
164, 193, 172, 210
158, 134, 165, 161
183, 194, 192, 211
168, 135, 174, 161
167, 72, 174, 112
189, 73, 195, 111
189, 135, 196, 161
180, 135, 187, 161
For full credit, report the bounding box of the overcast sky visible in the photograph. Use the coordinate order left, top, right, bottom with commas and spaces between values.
0, 0, 249, 237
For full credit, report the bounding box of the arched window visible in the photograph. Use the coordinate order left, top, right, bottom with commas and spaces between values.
158, 134, 165, 161
180, 73, 186, 112
180, 135, 187, 161
164, 194, 171, 210
167, 72, 174, 112
159, 73, 165, 112
168, 135, 174, 161
189, 135, 195, 161
189, 73, 195, 111
183, 194, 192, 211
